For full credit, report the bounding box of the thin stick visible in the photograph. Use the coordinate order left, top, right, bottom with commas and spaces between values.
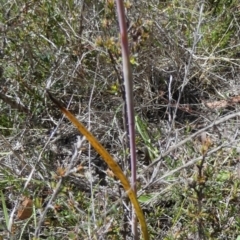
145, 111, 240, 172
144, 140, 236, 190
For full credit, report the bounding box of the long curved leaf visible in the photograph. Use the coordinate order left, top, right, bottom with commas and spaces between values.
47, 91, 149, 240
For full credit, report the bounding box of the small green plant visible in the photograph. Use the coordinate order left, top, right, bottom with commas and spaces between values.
135, 114, 159, 160
1, 191, 9, 237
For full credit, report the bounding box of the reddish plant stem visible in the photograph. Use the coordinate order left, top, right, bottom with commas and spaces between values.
116, 0, 138, 239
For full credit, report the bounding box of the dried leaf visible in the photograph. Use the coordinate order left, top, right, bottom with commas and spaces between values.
47, 90, 149, 240
17, 197, 33, 220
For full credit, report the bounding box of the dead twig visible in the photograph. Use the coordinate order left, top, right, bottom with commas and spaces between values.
145, 111, 240, 172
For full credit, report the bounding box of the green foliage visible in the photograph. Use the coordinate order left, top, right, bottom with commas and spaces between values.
200, 1, 238, 52
1, 191, 9, 231
0, 115, 13, 136
135, 114, 159, 160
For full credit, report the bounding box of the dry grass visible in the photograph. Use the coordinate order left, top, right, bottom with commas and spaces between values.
1, 0, 240, 239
